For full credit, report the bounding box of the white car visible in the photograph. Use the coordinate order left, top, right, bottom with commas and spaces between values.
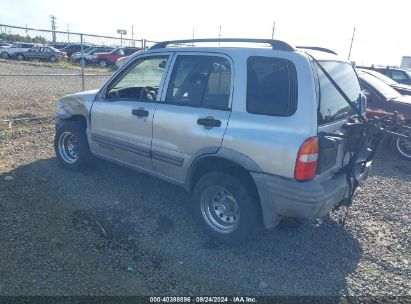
0, 42, 42, 60
71, 47, 115, 65
115, 55, 130, 69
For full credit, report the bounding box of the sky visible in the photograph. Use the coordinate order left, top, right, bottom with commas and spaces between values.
1, 0, 411, 66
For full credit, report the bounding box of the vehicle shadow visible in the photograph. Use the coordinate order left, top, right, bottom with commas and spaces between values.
1, 157, 364, 297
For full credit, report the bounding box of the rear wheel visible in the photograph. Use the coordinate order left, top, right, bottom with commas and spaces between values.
0, 52, 8, 59
54, 121, 92, 170
16, 53, 24, 61
192, 171, 260, 245
391, 126, 411, 160
49, 55, 57, 62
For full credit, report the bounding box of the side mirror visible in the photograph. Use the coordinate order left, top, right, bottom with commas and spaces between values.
359, 91, 368, 114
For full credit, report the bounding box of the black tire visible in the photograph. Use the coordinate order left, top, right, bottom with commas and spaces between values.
16, 53, 25, 61
49, 55, 57, 62
54, 120, 92, 170
98, 59, 108, 68
391, 128, 411, 161
192, 171, 260, 245
0, 52, 8, 59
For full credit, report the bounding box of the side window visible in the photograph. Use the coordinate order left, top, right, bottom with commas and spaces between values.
124, 49, 134, 56
116, 49, 125, 56
165, 55, 231, 109
246, 56, 297, 116
391, 70, 407, 82
106, 56, 169, 101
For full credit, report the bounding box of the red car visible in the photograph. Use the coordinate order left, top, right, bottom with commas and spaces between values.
91, 47, 140, 68
357, 69, 411, 120
357, 69, 411, 160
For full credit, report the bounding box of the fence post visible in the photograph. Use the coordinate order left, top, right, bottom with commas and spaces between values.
80, 34, 85, 91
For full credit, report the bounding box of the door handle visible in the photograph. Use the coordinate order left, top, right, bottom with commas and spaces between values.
132, 108, 149, 117
197, 117, 221, 128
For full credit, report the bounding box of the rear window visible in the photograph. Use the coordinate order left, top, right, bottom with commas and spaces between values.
246, 57, 297, 117
315, 61, 361, 125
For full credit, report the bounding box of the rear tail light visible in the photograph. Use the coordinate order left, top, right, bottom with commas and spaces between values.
294, 137, 319, 181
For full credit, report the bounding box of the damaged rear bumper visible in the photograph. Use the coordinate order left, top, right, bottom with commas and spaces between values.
251, 161, 372, 229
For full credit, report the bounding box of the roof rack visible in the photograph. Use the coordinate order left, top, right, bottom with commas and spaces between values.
296, 46, 338, 55
150, 38, 295, 52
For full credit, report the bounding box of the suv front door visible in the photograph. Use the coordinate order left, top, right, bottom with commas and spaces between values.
90, 53, 172, 171
152, 53, 233, 182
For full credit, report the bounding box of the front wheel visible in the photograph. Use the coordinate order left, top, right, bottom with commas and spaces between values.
16, 53, 25, 61
0, 52, 9, 59
192, 171, 260, 245
98, 59, 108, 68
54, 121, 92, 170
392, 126, 411, 160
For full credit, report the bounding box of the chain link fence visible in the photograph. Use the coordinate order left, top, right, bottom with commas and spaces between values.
0, 24, 159, 121
0, 24, 156, 90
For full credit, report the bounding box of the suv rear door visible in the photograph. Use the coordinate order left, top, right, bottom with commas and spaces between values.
90, 53, 172, 171
152, 53, 233, 182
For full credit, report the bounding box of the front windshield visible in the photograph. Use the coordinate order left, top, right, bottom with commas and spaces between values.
362, 69, 397, 85
83, 47, 95, 53
359, 72, 402, 99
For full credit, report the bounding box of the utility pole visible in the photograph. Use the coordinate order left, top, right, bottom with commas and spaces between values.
271, 21, 276, 39
67, 24, 70, 43
192, 28, 195, 46
131, 25, 134, 47
25, 24, 29, 38
348, 26, 356, 61
50, 15, 57, 43
218, 25, 221, 46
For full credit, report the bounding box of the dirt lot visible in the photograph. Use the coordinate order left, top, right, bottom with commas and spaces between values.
0, 61, 410, 296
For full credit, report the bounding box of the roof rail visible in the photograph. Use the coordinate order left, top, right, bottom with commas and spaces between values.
150, 38, 294, 51
296, 46, 338, 55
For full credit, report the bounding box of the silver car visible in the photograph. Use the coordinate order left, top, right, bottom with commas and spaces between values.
54, 38, 371, 244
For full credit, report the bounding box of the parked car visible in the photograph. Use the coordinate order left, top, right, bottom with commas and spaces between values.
71, 46, 115, 65
0, 42, 41, 60
22, 46, 67, 62
115, 55, 132, 69
359, 66, 411, 85
51, 43, 70, 50
357, 70, 411, 159
54, 39, 372, 244
91, 47, 140, 68
356, 68, 411, 96
61, 44, 92, 57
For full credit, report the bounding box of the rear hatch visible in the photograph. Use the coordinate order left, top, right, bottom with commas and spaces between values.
311, 60, 365, 181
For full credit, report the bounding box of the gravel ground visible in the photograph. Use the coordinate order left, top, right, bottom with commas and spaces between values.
0, 61, 410, 297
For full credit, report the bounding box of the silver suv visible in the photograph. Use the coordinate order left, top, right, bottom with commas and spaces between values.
54, 39, 371, 244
